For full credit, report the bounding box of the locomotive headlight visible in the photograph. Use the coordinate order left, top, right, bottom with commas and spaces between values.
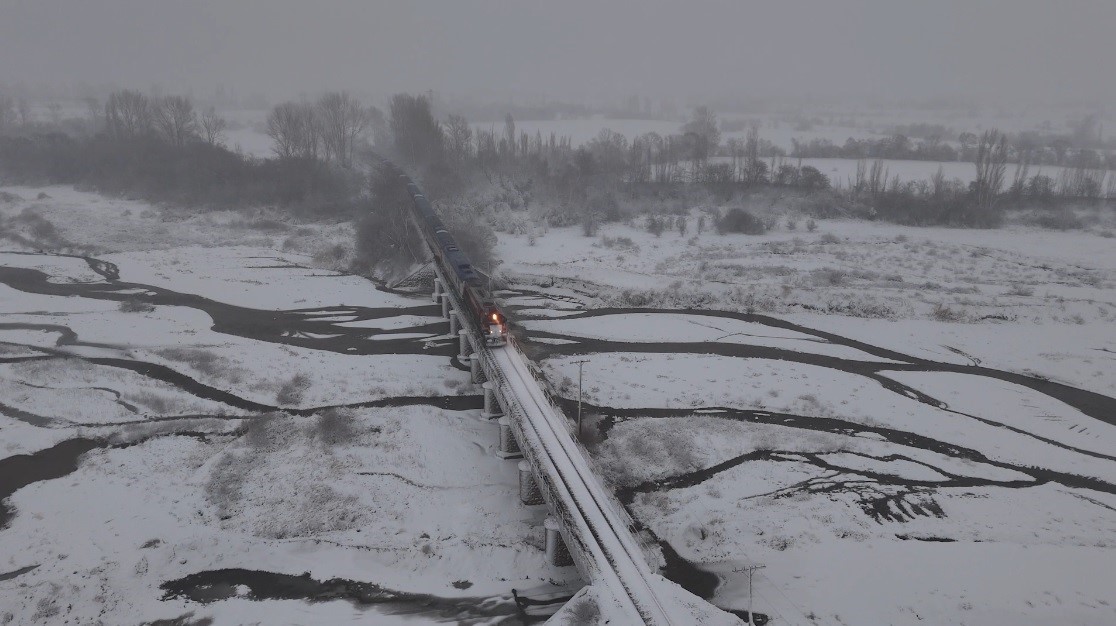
492, 313, 499, 322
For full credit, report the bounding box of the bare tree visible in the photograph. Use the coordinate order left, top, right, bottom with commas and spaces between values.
16, 99, 31, 126
368, 106, 389, 148
389, 93, 443, 167
0, 95, 14, 133
83, 97, 101, 132
316, 91, 368, 167
682, 106, 720, 180
105, 90, 154, 140
155, 95, 199, 147
200, 106, 228, 147
973, 129, 1008, 213
444, 114, 473, 167
267, 101, 319, 160
504, 113, 516, 157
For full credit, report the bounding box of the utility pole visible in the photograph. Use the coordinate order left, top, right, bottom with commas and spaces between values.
734, 564, 766, 624
572, 359, 589, 440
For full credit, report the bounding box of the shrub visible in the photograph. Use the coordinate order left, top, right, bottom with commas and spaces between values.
119, 298, 155, 313
244, 413, 282, 449
600, 235, 638, 251
932, 303, 967, 322
814, 268, 847, 286
276, 374, 312, 405
315, 408, 358, 445
806, 218, 818, 232
716, 208, 767, 235
1032, 210, 1083, 230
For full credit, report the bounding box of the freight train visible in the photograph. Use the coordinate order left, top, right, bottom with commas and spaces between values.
394, 169, 509, 347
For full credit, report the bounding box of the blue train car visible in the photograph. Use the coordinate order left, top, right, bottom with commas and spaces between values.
402, 179, 508, 347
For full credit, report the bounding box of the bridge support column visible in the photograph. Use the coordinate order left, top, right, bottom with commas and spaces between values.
449, 309, 459, 335
432, 277, 443, 303
518, 461, 544, 505
470, 355, 484, 384
458, 330, 472, 362
440, 293, 450, 319
482, 382, 502, 419
496, 416, 521, 458
544, 517, 573, 567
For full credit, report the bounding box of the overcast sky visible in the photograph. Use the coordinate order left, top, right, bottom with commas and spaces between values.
3, 0, 1115, 106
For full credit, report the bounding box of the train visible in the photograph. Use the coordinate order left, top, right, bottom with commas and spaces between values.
393, 168, 509, 347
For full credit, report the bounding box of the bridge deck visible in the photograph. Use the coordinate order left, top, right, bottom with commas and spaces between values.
436, 267, 738, 625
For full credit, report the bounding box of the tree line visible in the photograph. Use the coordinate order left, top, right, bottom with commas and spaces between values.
789, 130, 1116, 170
0, 89, 359, 212
265, 93, 386, 167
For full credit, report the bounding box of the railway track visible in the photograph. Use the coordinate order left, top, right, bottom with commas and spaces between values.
393, 162, 739, 624
490, 344, 675, 623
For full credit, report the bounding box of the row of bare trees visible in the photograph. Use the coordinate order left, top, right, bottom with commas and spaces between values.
102, 90, 227, 148
0, 94, 41, 133
266, 92, 383, 167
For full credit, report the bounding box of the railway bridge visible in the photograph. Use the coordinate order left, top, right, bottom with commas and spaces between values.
397, 168, 742, 624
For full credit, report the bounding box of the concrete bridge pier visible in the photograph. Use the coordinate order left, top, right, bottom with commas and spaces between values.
496, 416, 522, 458
470, 355, 485, 384
482, 382, 502, 419
449, 309, 459, 335
543, 517, 573, 567
518, 461, 545, 505
432, 277, 443, 303
458, 329, 472, 362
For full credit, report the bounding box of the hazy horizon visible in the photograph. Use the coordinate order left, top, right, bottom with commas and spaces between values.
3, 0, 1116, 109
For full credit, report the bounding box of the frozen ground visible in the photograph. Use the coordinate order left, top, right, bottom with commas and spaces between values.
710, 156, 1114, 191
4, 178, 1115, 624
0, 186, 576, 625
496, 211, 1116, 624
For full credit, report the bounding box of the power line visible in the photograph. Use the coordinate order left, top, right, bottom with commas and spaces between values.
734, 563, 766, 624
571, 359, 589, 439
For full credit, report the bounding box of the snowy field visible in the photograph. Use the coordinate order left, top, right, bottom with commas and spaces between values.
497, 208, 1116, 624
3, 177, 1115, 624
0, 186, 576, 625
755, 157, 1112, 190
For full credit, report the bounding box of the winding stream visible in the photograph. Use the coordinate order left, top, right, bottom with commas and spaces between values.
4, 253, 1114, 620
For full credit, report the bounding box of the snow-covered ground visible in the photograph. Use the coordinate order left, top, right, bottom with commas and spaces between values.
723, 156, 1113, 191
496, 210, 1116, 624
4, 178, 1115, 624
0, 186, 575, 625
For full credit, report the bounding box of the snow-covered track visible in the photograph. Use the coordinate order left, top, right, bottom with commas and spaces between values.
436, 270, 736, 624
487, 344, 674, 623
395, 163, 738, 624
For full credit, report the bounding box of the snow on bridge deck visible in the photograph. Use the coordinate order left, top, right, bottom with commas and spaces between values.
484, 343, 740, 624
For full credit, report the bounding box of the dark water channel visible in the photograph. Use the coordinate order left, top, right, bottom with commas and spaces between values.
160, 569, 545, 625
0, 437, 102, 529
6, 255, 1115, 620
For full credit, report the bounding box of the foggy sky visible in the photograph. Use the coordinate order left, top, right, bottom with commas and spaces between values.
3, 0, 1115, 106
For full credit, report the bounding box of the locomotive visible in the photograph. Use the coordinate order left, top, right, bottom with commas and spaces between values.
395, 169, 509, 347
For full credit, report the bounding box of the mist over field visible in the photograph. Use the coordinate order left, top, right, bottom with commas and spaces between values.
1, 2, 1114, 625
4, 0, 1116, 103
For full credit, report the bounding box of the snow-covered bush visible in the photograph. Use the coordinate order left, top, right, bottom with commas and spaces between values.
716, 207, 766, 235
315, 408, 358, 446
276, 374, 312, 406
118, 298, 155, 313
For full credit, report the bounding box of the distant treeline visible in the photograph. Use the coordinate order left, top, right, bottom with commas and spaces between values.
789, 134, 1116, 169
0, 89, 361, 214
380, 94, 1113, 230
